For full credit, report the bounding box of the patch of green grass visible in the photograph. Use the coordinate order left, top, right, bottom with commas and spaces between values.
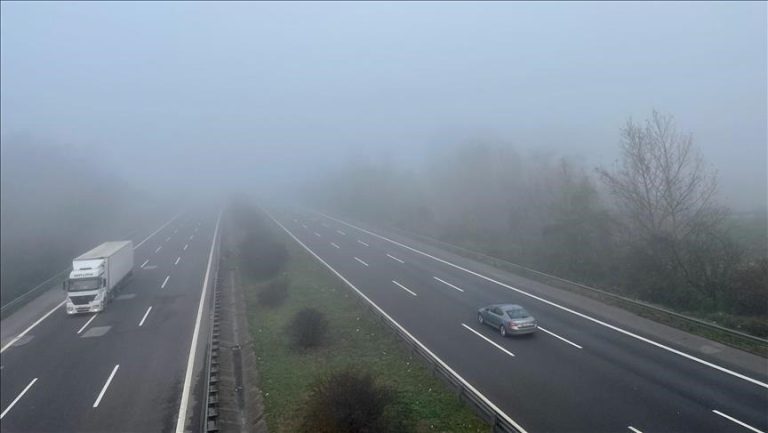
241, 241, 488, 433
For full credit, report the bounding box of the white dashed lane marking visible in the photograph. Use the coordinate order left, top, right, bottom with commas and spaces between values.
0, 378, 38, 419
93, 365, 119, 408
139, 306, 152, 327
433, 276, 464, 292
77, 314, 98, 335
392, 280, 417, 296
461, 323, 515, 357
712, 410, 764, 433
387, 254, 405, 264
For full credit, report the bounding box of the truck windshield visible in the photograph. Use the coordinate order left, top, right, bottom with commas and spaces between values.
69, 278, 100, 292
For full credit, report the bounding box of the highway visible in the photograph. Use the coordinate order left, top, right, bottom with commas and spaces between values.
0, 211, 220, 433
271, 209, 768, 433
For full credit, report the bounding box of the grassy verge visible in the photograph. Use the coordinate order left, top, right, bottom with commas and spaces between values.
240, 233, 488, 433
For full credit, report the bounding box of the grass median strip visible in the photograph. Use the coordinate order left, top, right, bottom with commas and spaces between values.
241, 236, 488, 433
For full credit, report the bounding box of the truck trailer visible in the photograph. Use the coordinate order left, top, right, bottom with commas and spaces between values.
64, 241, 134, 314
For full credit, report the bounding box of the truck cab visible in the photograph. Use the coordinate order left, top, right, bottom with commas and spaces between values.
65, 259, 108, 314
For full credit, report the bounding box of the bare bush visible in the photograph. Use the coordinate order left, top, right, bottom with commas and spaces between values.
300, 368, 411, 433
289, 307, 329, 349
729, 259, 768, 316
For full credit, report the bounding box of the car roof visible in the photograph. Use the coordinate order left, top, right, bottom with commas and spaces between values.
489, 304, 524, 310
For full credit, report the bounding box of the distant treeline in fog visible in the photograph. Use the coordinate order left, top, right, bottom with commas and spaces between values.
0, 137, 165, 306
305, 112, 768, 335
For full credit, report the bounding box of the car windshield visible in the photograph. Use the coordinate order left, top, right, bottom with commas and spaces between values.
506, 308, 529, 319
69, 278, 100, 292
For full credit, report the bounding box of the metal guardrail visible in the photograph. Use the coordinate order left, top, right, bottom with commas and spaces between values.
0, 268, 70, 316
202, 243, 223, 432
380, 224, 768, 346
266, 210, 525, 433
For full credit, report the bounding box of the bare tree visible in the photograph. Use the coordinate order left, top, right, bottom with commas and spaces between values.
598, 111, 731, 305
598, 110, 722, 242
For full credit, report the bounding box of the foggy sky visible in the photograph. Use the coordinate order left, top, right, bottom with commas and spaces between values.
1, 2, 766, 210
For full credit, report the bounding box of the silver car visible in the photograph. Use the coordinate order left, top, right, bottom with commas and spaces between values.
478, 304, 538, 336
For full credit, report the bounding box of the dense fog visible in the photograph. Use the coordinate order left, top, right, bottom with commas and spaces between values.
1, 2, 766, 318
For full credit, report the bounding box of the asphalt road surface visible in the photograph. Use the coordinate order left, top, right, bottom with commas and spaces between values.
0, 210, 220, 433
271, 209, 768, 433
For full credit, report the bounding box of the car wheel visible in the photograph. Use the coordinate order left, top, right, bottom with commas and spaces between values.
478, 314, 484, 325
499, 325, 507, 337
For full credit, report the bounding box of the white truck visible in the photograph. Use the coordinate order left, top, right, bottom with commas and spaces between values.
64, 241, 134, 314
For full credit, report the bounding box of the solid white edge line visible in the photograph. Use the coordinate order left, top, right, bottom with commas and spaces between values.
0, 378, 38, 419
77, 314, 98, 335
265, 211, 529, 433
538, 326, 583, 349
135, 213, 182, 249
392, 280, 418, 296
354, 257, 369, 267
330, 242, 340, 249
175, 257, 181, 265
93, 364, 119, 408
317, 211, 768, 390
161, 275, 170, 289
357, 240, 369, 246
461, 323, 516, 357
141, 259, 150, 268
712, 410, 765, 433
174, 211, 222, 433
138, 306, 152, 327
387, 253, 405, 264
433, 276, 464, 292
628, 427, 643, 433
1, 301, 65, 353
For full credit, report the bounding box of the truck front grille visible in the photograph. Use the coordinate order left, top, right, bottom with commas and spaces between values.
70, 295, 96, 305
